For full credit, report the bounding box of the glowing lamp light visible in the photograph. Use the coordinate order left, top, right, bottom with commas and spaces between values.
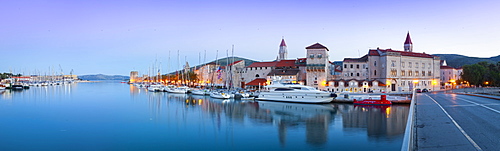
321, 81, 327, 86
413, 80, 419, 83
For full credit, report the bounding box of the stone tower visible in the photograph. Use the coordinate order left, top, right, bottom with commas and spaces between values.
278, 38, 287, 61
404, 32, 413, 52
305, 43, 329, 90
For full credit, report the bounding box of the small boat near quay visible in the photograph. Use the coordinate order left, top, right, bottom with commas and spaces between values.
334, 93, 410, 104
353, 94, 392, 105
256, 80, 336, 104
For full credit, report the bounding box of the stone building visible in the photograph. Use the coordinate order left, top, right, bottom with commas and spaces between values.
304, 43, 330, 90
330, 32, 441, 93
440, 62, 463, 89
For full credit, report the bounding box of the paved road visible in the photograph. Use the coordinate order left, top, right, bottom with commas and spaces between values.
415, 92, 500, 151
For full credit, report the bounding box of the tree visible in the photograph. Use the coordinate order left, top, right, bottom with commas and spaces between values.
462, 61, 500, 86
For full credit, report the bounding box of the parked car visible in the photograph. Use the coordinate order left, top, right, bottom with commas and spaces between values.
416, 88, 422, 93
422, 88, 429, 92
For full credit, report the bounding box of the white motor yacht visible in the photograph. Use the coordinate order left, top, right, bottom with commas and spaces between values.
256, 80, 335, 103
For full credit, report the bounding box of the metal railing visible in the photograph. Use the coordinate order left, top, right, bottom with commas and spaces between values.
401, 89, 417, 151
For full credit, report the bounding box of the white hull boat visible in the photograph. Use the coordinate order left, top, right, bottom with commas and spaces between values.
167, 86, 189, 94
256, 80, 335, 104
191, 89, 209, 95
210, 91, 231, 99
147, 84, 164, 92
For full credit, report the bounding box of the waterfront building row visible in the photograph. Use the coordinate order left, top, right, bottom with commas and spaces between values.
131, 32, 464, 93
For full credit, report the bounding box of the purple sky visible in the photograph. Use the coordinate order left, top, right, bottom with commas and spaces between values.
1, 0, 499, 76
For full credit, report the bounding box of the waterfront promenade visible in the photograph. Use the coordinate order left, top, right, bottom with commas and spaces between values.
413, 90, 500, 150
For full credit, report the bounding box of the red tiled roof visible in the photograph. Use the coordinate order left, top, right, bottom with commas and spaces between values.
368, 48, 434, 58
275, 60, 296, 67
280, 39, 286, 46
246, 78, 268, 86
247, 61, 277, 67
404, 32, 413, 44
305, 43, 329, 51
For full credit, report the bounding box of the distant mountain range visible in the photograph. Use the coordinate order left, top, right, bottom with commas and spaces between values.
433, 54, 500, 68
168, 56, 259, 74
79, 74, 129, 81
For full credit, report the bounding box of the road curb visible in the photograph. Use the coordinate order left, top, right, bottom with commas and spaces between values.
455, 93, 500, 101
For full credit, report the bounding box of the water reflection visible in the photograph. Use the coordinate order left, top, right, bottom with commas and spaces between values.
0, 83, 409, 150
339, 104, 409, 140
140, 86, 409, 148
0, 83, 77, 101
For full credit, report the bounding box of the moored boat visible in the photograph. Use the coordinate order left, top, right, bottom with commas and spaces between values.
167, 86, 189, 94
353, 94, 392, 105
210, 91, 231, 99
256, 80, 336, 103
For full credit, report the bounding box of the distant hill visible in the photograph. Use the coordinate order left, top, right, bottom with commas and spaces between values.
168, 56, 259, 74
79, 74, 129, 80
433, 54, 500, 68
204, 56, 258, 67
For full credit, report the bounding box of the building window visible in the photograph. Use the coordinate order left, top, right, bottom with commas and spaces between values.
422, 71, 425, 76
344, 64, 347, 68
356, 64, 359, 69
350, 64, 353, 68
416, 62, 419, 68
428, 71, 432, 76
428, 63, 431, 69
374, 70, 377, 76
415, 71, 419, 76
350, 73, 353, 76
402, 62, 405, 68
423, 63, 425, 68
317, 54, 322, 58
260, 67, 262, 70
255, 74, 260, 77
401, 70, 406, 76
357, 73, 360, 76
309, 54, 314, 58
409, 62, 412, 68
391, 60, 396, 67
374, 61, 377, 66
409, 70, 412, 76
391, 69, 397, 77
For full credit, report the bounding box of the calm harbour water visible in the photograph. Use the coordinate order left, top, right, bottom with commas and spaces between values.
0, 81, 409, 151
